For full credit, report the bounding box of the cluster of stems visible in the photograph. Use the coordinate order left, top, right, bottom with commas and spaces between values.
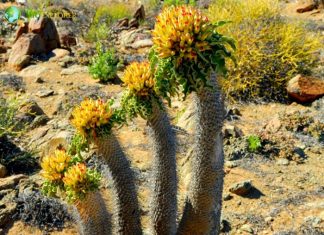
42, 5, 233, 235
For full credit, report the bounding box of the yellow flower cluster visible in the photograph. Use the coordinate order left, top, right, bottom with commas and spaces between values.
41, 149, 71, 181
122, 62, 155, 97
71, 99, 113, 138
152, 6, 212, 63
63, 163, 87, 191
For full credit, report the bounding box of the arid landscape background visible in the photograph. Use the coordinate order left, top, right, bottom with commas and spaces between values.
0, 0, 323, 234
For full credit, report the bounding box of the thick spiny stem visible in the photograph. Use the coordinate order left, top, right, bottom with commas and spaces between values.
96, 135, 142, 235
72, 191, 111, 235
147, 102, 177, 235
177, 72, 225, 235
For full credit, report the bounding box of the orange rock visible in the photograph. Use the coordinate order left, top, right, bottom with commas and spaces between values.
287, 74, 324, 103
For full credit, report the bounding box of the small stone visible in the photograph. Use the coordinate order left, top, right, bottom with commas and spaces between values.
0, 174, 27, 190
30, 115, 50, 128
225, 161, 238, 168
223, 125, 243, 138
0, 165, 7, 178
34, 77, 44, 83
129, 18, 139, 28
20, 65, 47, 78
229, 180, 253, 196
265, 115, 282, 133
304, 216, 322, 227
130, 39, 153, 49
276, 158, 290, 166
50, 48, 70, 60
61, 65, 88, 75
265, 216, 274, 223
240, 224, 254, 234
223, 193, 233, 201
116, 17, 129, 28
36, 89, 54, 98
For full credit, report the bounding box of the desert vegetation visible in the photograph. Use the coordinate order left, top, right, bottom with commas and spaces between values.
0, 0, 323, 234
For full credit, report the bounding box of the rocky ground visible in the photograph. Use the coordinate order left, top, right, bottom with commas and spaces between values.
0, 0, 323, 235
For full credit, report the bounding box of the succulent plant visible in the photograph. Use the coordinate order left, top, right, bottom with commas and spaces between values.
121, 62, 177, 235
71, 98, 142, 234
40, 149, 71, 182
151, 5, 232, 234
40, 148, 106, 235
70, 98, 114, 139
151, 6, 235, 98
122, 61, 155, 97
63, 163, 101, 202
152, 6, 212, 64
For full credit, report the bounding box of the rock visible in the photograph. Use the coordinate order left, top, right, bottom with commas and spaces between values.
223, 193, 233, 201
119, 28, 151, 46
61, 65, 88, 75
0, 72, 25, 91
0, 45, 7, 54
287, 74, 324, 103
220, 219, 231, 233
15, 55, 31, 70
42, 131, 72, 157
240, 224, 254, 234
29, 17, 44, 33
223, 124, 243, 138
20, 65, 47, 78
130, 39, 153, 49
129, 18, 139, 28
225, 107, 241, 120
30, 115, 50, 128
265, 216, 274, 223
49, 48, 70, 61
0, 174, 27, 190
36, 89, 54, 98
0, 165, 7, 178
0, 189, 17, 227
229, 180, 253, 196
57, 27, 77, 48
34, 77, 45, 83
304, 216, 322, 228
8, 33, 45, 71
276, 158, 290, 166
20, 100, 45, 117
116, 17, 129, 28
14, 23, 28, 42
225, 160, 238, 168
312, 97, 324, 111
133, 5, 145, 22
265, 115, 282, 133
31, 17, 61, 51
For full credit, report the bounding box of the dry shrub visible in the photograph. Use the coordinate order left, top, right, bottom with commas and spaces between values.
208, 0, 322, 102
86, 3, 132, 42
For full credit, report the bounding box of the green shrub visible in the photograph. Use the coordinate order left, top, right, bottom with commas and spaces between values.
86, 4, 132, 42
208, 0, 322, 102
0, 97, 20, 137
247, 135, 262, 153
163, 0, 196, 6
88, 45, 119, 83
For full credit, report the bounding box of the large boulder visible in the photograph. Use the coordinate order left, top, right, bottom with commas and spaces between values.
31, 17, 61, 51
287, 74, 324, 103
8, 33, 45, 71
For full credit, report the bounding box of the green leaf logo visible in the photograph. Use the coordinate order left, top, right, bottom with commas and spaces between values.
4, 6, 21, 24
